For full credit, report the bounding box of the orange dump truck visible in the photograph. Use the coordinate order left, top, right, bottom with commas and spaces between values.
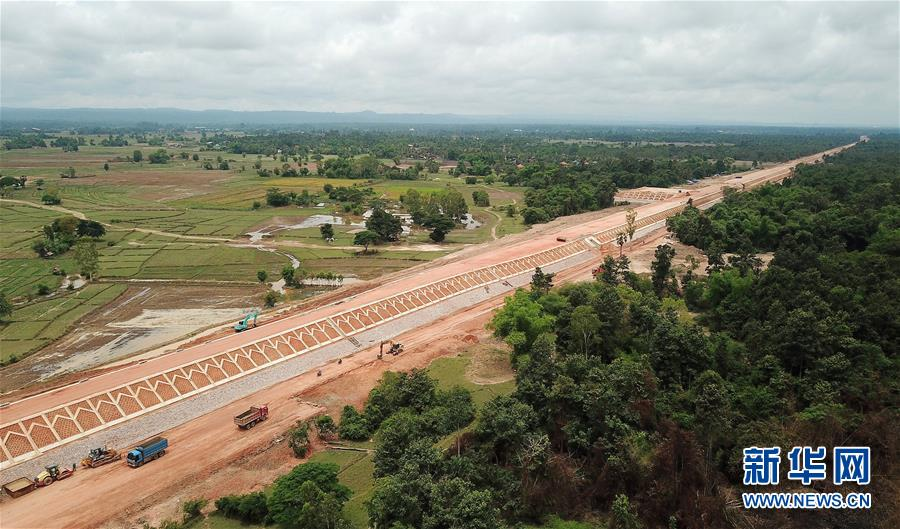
234, 405, 269, 429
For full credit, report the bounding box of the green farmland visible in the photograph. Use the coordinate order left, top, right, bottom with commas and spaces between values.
0, 138, 527, 363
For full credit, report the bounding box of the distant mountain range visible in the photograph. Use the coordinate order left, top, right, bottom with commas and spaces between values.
1, 107, 885, 130
0, 107, 510, 127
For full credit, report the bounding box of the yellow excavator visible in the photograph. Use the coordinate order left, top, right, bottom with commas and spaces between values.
378, 340, 403, 359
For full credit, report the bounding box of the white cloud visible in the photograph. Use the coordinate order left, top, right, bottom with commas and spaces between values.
1, 1, 897, 125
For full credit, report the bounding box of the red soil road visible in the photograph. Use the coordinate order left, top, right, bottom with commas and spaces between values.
0, 143, 852, 462
0, 144, 852, 529
0, 282, 520, 529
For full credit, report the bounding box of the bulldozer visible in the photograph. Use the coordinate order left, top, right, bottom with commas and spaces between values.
378, 340, 404, 359
81, 446, 121, 468
34, 464, 75, 487
234, 310, 259, 332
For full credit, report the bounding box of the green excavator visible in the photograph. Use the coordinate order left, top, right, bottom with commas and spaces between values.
234, 310, 259, 332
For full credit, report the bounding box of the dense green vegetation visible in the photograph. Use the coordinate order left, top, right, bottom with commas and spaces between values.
333, 138, 895, 528
198, 127, 857, 224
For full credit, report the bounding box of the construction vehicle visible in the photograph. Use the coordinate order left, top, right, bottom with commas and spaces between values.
3, 477, 36, 498
378, 340, 403, 359
126, 437, 168, 468
234, 405, 269, 429
2, 463, 76, 498
81, 446, 121, 468
35, 464, 76, 487
233, 310, 259, 332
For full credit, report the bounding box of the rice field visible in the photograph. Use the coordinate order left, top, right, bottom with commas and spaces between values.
0, 140, 526, 362
0, 283, 128, 362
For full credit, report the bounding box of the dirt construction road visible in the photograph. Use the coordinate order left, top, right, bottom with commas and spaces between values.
0, 144, 853, 528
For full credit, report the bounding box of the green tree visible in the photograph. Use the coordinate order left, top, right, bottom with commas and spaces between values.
73, 239, 99, 280
148, 149, 169, 164
366, 208, 402, 242
0, 292, 12, 321
314, 415, 337, 441
320, 223, 334, 240
257, 270, 268, 283
490, 289, 555, 359
103, 162, 109, 171
423, 478, 501, 529
692, 370, 732, 489
425, 215, 455, 243
472, 190, 490, 206
338, 405, 369, 440
41, 191, 61, 205
353, 230, 378, 253
521, 207, 549, 225
264, 289, 279, 308
281, 266, 295, 287
610, 494, 642, 529
373, 411, 428, 477
569, 305, 602, 357
651, 244, 676, 296
267, 462, 351, 529
266, 187, 291, 207
218, 491, 268, 524
1, 176, 20, 188
475, 395, 538, 465
288, 421, 311, 458
132, 150, 143, 162
403, 188, 424, 216
76, 220, 106, 238
530, 266, 555, 295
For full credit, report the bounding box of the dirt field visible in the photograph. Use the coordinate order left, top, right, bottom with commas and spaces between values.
0, 285, 263, 394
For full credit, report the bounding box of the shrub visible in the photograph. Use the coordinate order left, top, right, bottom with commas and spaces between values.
216, 492, 268, 524
315, 415, 337, 441
288, 421, 310, 458
41, 191, 61, 205
267, 462, 350, 528
181, 497, 208, 523
522, 207, 550, 225
264, 289, 279, 308
338, 405, 369, 441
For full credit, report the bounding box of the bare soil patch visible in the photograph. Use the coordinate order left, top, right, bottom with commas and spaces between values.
0, 284, 263, 394
465, 341, 515, 385
624, 229, 708, 276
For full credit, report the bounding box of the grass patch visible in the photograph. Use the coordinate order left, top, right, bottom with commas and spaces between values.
427, 351, 516, 408
307, 449, 376, 528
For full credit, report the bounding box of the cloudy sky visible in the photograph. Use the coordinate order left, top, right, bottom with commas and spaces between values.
2, 1, 898, 126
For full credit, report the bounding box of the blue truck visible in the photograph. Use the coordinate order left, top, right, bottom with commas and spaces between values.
126, 437, 168, 468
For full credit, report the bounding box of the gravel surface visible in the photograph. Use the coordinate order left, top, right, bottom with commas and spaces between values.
0, 250, 593, 483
